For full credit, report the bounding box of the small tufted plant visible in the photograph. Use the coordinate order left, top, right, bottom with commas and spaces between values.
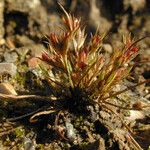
39, 4, 147, 112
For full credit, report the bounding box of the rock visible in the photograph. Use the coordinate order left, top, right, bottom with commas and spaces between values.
4, 51, 18, 63
24, 137, 35, 150
65, 121, 77, 142
0, 82, 17, 95
0, 63, 17, 76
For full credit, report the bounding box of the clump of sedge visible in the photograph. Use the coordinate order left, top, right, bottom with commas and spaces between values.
39, 4, 143, 111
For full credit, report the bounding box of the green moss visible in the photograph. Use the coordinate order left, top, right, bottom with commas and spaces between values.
15, 126, 25, 138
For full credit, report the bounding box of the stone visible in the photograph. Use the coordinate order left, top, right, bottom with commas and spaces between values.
28, 57, 41, 69
0, 63, 17, 76
4, 51, 18, 63
65, 121, 77, 142
24, 137, 35, 150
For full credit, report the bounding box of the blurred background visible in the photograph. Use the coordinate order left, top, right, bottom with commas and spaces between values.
0, 0, 150, 43
0, 0, 149, 80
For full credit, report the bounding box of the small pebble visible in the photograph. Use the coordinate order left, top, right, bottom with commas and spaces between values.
28, 57, 41, 69
24, 137, 35, 150
0, 63, 17, 76
65, 121, 76, 142
0, 39, 5, 45
4, 52, 18, 63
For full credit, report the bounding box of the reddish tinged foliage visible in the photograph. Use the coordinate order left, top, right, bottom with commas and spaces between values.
36, 6, 149, 150
40, 5, 144, 103
91, 35, 102, 47
48, 32, 70, 57
123, 47, 139, 62
62, 15, 80, 32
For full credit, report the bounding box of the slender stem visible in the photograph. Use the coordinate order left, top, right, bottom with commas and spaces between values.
7, 107, 44, 122
0, 93, 55, 102
65, 55, 74, 88
103, 101, 133, 110
126, 36, 150, 52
